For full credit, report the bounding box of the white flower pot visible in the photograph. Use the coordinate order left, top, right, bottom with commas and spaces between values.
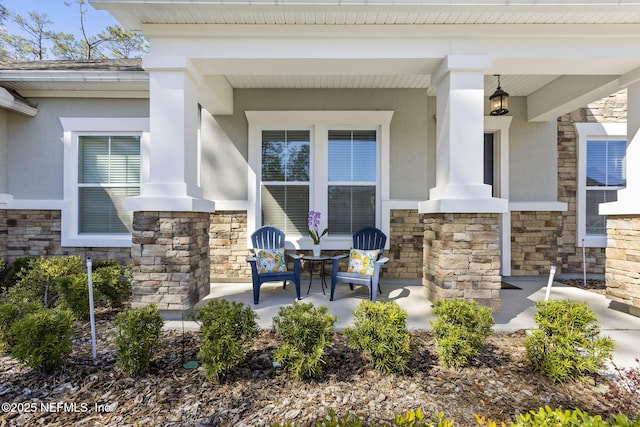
312, 244, 321, 257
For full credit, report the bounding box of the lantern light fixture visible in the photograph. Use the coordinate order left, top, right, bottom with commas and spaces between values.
489, 74, 509, 116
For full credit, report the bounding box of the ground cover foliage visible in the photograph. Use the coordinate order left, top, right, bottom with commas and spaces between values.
0, 257, 638, 426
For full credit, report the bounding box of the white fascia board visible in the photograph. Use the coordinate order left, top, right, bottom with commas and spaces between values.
0, 70, 147, 83
19, 90, 149, 99
527, 75, 621, 122
0, 87, 38, 116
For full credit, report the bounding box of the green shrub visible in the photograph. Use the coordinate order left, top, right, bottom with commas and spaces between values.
344, 300, 411, 374
0, 300, 42, 352
512, 406, 640, 427
9, 308, 74, 373
272, 301, 336, 379
525, 300, 615, 382
0, 257, 33, 290
430, 298, 495, 369
195, 299, 259, 380
93, 264, 132, 307
114, 304, 164, 376
3, 256, 84, 307
272, 409, 456, 427
56, 273, 90, 319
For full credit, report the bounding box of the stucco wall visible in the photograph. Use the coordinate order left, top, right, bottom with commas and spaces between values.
208, 88, 430, 201
508, 97, 559, 202
7, 98, 148, 200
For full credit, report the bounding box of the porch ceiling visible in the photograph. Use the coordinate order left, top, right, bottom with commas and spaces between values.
40, 2, 640, 118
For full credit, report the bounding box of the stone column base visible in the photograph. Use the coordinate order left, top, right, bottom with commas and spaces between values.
131, 211, 211, 320
606, 215, 640, 316
423, 213, 501, 311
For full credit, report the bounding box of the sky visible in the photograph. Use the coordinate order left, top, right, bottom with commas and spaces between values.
3, 0, 119, 39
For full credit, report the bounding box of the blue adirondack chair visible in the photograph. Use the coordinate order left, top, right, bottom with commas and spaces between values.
330, 227, 389, 302
247, 226, 302, 304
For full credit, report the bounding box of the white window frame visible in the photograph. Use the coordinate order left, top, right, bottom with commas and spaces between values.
575, 122, 627, 248
246, 111, 393, 250
60, 117, 150, 247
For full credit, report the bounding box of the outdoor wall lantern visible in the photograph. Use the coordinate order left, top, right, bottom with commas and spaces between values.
489, 74, 509, 116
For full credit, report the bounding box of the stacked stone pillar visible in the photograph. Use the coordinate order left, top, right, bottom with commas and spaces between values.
131, 211, 210, 319
423, 213, 501, 311
605, 216, 640, 317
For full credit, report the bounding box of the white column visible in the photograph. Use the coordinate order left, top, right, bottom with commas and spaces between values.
127, 57, 214, 213
419, 55, 507, 214
600, 81, 640, 215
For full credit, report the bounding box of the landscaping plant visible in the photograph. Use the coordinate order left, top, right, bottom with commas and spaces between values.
0, 300, 44, 352
9, 307, 74, 373
3, 255, 84, 307
511, 406, 640, 427
114, 304, 164, 376
525, 300, 615, 382
92, 263, 132, 307
56, 273, 90, 319
344, 300, 411, 374
605, 359, 640, 418
430, 298, 495, 369
272, 301, 336, 379
195, 298, 259, 380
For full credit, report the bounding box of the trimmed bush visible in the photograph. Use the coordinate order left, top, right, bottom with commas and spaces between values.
430, 298, 495, 369
525, 300, 615, 382
512, 406, 639, 427
9, 308, 74, 373
196, 299, 259, 380
56, 273, 90, 319
272, 301, 336, 379
344, 300, 411, 374
114, 304, 164, 376
3, 256, 84, 307
0, 300, 43, 352
93, 264, 132, 307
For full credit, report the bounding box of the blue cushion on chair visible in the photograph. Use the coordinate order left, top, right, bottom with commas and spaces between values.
347, 248, 380, 275
254, 248, 287, 273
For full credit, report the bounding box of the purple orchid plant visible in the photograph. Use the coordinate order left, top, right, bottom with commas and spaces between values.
308, 210, 328, 244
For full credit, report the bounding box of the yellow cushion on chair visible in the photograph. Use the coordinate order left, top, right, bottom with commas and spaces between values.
254, 249, 287, 273
347, 248, 380, 276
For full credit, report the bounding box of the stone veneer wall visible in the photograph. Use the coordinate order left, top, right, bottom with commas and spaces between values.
423, 213, 501, 311
510, 211, 564, 275
606, 216, 640, 316
510, 90, 626, 276
0, 209, 131, 264
387, 209, 423, 280
209, 211, 251, 280
208, 209, 422, 281
131, 211, 210, 318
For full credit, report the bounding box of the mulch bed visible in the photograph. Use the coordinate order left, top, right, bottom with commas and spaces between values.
0, 302, 626, 427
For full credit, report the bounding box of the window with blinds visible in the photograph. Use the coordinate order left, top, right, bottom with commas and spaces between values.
78, 135, 140, 234
327, 130, 377, 234
585, 139, 626, 235
261, 130, 310, 234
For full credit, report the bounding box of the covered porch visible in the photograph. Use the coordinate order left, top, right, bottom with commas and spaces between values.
90, 0, 640, 317
169, 276, 640, 368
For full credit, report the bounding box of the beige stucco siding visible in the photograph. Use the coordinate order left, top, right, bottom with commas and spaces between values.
208, 88, 431, 201
7, 98, 149, 200
507, 97, 559, 202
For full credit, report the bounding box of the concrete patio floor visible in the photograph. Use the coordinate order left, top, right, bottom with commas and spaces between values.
169, 276, 640, 369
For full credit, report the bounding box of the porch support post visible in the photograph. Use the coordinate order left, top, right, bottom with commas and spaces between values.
601, 80, 640, 316
419, 55, 507, 311
127, 56, 215, 319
